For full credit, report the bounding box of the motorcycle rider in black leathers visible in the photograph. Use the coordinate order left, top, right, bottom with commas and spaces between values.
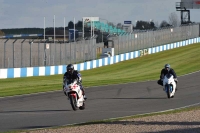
157, 64, 178, 90
63, 64, 87, 99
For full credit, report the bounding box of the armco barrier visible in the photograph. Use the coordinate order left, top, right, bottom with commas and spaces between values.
0, 37, 199, 79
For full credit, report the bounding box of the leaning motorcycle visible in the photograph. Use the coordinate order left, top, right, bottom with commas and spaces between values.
64, 80, 85, 111
163, 73, 177, 98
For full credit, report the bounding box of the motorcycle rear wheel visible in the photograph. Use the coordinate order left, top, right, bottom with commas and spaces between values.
79, 102, 85, 110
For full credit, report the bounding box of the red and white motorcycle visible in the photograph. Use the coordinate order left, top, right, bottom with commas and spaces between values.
163, 73, 177, 98
64, 80, 85, 111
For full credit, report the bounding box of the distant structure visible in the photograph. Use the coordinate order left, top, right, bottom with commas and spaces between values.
176, 0, 200, 24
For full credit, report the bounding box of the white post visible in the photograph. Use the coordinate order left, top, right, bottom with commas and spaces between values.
82, 18, 84, 39
93, 20, 95, 37
64, 17, 65, 43
44, 17, 45, 41
54, 15, 55, 44
53, 15, 56, 66
131, 24, 133, 33
91, 17, 92, 38
64, 17, 67, 64
74, 17, 75, 42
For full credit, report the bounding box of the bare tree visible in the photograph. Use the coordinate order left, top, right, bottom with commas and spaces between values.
160, 20, 171, 28
169, 12, 180, 27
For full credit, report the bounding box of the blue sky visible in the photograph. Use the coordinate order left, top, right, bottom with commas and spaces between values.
0, 0, 200, 29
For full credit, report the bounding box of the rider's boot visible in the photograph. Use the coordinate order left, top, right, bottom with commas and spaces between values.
81, 86, 87, 100
159, 82, 165, 91
162, 84, 165, 91
83, 95, 87, 100
82, 90, 87, 100
63, 86, 68, 97
175, 82, 178, 92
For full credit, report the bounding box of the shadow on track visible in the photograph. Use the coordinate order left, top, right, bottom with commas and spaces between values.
0, 109, 71, 114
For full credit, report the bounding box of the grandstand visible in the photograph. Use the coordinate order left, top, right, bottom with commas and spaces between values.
85, 20, 127, 35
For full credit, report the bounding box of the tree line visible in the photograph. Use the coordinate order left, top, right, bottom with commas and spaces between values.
0, 20, 83, 36
0, 12, 183, 36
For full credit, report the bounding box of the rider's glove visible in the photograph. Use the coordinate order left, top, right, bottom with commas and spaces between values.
174, 78, 178, 82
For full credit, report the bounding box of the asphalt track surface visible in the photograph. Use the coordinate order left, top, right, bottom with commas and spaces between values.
0, 71, 200, 132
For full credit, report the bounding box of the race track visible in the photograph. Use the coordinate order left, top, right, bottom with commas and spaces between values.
0, 71, 199, 132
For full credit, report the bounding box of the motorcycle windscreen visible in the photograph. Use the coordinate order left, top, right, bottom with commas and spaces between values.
166, 73, 173, 79
65, 79, 77, 85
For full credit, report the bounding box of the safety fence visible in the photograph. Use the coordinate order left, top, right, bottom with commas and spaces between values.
0, 37, 199, 79
110, 24, 199, 55
0, 39, 99, 68
0, 24, 199, 69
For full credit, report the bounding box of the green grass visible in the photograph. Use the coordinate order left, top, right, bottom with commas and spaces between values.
0, 43, 200, 97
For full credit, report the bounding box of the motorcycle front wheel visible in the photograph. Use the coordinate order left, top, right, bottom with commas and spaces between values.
69, 96, 77, 111
166, 84, 171, 99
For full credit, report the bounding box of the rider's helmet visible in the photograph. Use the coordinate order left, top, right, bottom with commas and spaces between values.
164, 64, 170, 71
67, 64, 74, 75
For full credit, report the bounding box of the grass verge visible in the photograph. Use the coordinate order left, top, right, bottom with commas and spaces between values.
0, 43, 199, 97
